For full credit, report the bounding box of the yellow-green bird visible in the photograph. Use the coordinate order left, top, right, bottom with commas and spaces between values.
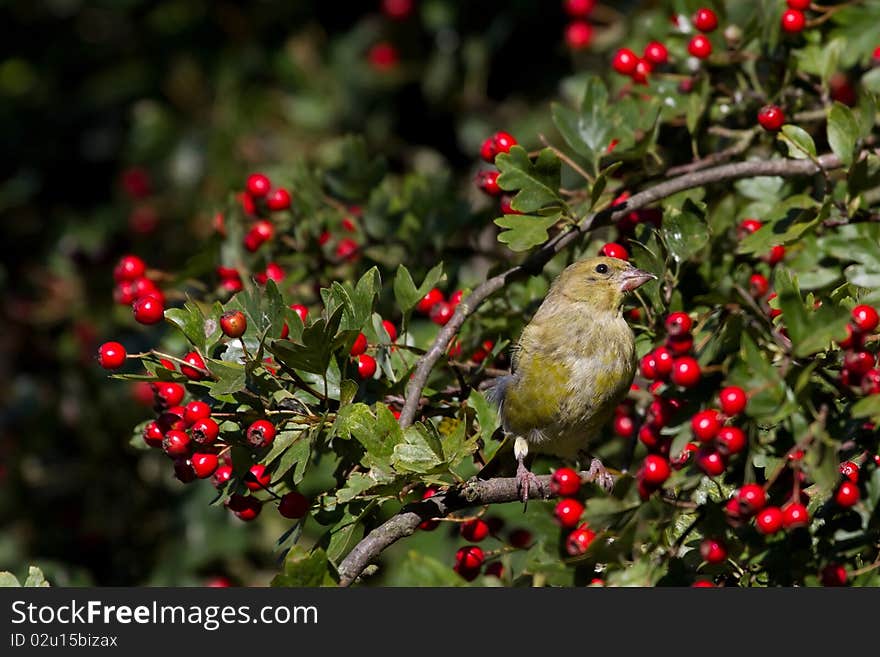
485, 256, 656, 501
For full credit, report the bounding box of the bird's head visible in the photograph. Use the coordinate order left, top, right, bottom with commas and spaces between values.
551, 256, 657, 313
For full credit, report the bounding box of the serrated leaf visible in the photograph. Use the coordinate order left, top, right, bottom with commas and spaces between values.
270, 306, 343, 375
165, 301, 208, 351
661, 205, 709, 262
494, 213, 560, 252
271, 546, 335, 587
779, 125, 816, 159
392, 422, 444, 473
393, 262, 444, 312
206, 358, 247, 396
828, 102, 859, 167
495, 146, 562, 213
551, 76, 610, 174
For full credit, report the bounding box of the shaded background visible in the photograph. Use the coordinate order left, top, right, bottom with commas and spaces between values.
0, 0, 649, 585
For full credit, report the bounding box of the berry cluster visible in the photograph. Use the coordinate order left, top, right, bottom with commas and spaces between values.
837, 304, 880, 391
639, 312, 702, 389
780, 0, 810, 34
112, 254, 166, 325
416, 286, 465, 327
475, 130, 519, 216
562, 0, 595, 52
238, 173, 291, 252
737, 218, 785, 307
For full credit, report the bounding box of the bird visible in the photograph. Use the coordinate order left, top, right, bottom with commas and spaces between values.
483, 256, 656, 502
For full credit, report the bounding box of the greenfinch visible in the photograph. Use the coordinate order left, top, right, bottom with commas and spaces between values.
485, 256, 656, 501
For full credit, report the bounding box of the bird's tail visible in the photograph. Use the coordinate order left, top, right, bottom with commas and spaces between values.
477, 374, 518, 479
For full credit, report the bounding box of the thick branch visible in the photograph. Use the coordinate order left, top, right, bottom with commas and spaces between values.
337, 471, 561, 586
398, 152, 844, 428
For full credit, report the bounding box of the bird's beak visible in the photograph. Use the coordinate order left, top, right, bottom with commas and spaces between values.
619, 267, 657, 292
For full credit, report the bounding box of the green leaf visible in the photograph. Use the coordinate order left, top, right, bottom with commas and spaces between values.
774, 269, 849, 356
271, 546, 335, 587
845, 264, 880, 288
828, 102, 859, 167
661, 204, 709, 262
393, 262, 444, 312
165, 300, 208, 352
323, 135, 387, 202
334, 403, 403, 470
495, 146, 562, 214
551, 76, 610, 173
391, 551, 468, 587
392, 422, 445, 473
468, 389, 498, 445
736, 197, 821, 255
206, 358, 247, 396
778, 125, 817, 159
270, 305, 343, 375
494, 212, 561, 252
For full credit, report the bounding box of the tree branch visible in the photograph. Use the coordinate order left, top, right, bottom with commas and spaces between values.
397, 152, 844, 429
337, 471, 562, 586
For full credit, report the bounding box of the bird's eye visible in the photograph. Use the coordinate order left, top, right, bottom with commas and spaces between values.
595, 264, 609, 274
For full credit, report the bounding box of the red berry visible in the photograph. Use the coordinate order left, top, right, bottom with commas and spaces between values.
476, 170, 502, 196
565, 525, 597, 556
219, 310, 247, 338
153, 382, 185, 408
246, 173, 271, 198
181, 351, 207, 380
143, 420, 164, 448
671, 356, 701, 387
739, 218, 763, 236
666, 333, 694, 355
190, 417, 219, 445
357, 353, 377, 379
647, 398, 674, 429
227, 494, 262, 521
368, 42, 399, 71
780, 9, 806, 33
563, 0, 595, 17
612, 48, 638, 75
613, 414, 635, 438
381, 320, 398, 342
279, 491, 309, 519
460, 518, 490, 542
565, 21, 593, 50
737, 484, 767, 515
554, 498, 585, 528
290, 304, 309, 324
212, 464, 232, 488
245, 464, 271, 491
696, 448, 726, 476
820, 564, 848, 587
693, 8, 718, 32
381, 0, 413, 20
132, 295, 164, 324
691, 580, 715, 588
114, 255, 146, 282
787, 0, 810, 8
717, 426, 747, 455
766, 245, 786, 266
641, 454, 671, 486
246, 419, 276, 449
631, 58, 652, 85
758, 105, 785, 131
419, 487, 440, 531
835, 481, 860, 507
266, 188, 291, 211
665, 312, 692, 336
638, 424, 663, 450
449, 289, 464, 306
643, 41, 668, 65
417, 288, 444, 314
858, 367, 880, 394
173, 457, 196, 483
756, 506, 784, 534
162, 429, 190, 457
98, 341, 127, 369
485, 562, 504, 578
840, 461, 859, 483
455, 545, 484, 571
492, 131, 517, 155
335, 237, 359, 261
654, 347, 674, 378
719, 386, 747, 415
851, 305, 879, 333
691, 409, 723, 442
640, 353, 658, 379
782, 502, 809, 529
191, 453, 219, 479
350, 332, 368, 356
550, 467, 581, 497
182, 401, 210, 425
599, 242, 628, 260
688, 35, 712, 59
508, 529, 532, 548
844, 350, 875, 376
749, 273, 770, 298
699, 538, 727, 564
430, 301, 454, 325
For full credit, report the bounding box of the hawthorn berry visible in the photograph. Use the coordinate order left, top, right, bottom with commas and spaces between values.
476, 170, 502, 196
739, 218, 763, 236
563, 0, 594, 17
780, 9, 806, 33
699, 538, 727, 564
279, 491, 309, 519
641, 454, 671, 486
787, 0, 810, 8
98, 342, 126, 369
381, 0, 413, 20
212, 464, 232, 488
336, 237, 359, 261
820, 564, 848, 587
266, 188, 291, 211
430, 301, 454, 325
688, 35, 712, 59
612, 48, 638, 75
839, 461, 859, 483
851, 305, 879, 333
220, 310, 247, 338
693, 8, 718, 33
181, 351, 207, 380
480, 131, 517, 162
691, 409, 722, 442
599, 242, 628, 260
613, 414, 635, 438
565, 525, 597, 556
766, 245, 786, 266
638, 424, 663, 450
291, 304, 309, 324
381, 320, 398, 342
844, 351, 874, 376
419, 487, 440, 531
654, 347, 674, 378
455, 545, 485, 571
350, 332, 368, 356
665, 312, 692, 336
417, 288, 444, 314
509, 528, 532, 548
550, 467, 581, 497
756, 506, 784, 534
696, 448, 726, 476
245, 464, 271, 491
357, 353, 377, 379
182, 401, 209, 425
499, 195, 521, 215
153, 381, 185, 408
114, 255, 146, 282
631, 58, 652, 85
143, 421, 164, 448
449, 289, 464, 306
717, 426, 747, 455
671, 356, 701, 387
640, 353, 658, 379
191, 417, 219, 445
162, 429, 191, 457
485, 562, 504, 578
173, 457, 197, 484
666, 334, 694, 355
554, 498, 585, 528
835, 481, 860, 507
228, 495, 262, 521
460, 518, 490, 542
191, 453, 219, 479
643, 41, 668, 66
737, 484, 767, 515
132, 295, 164, 324
246, 173, 271, 198
749, 273, 770, 298
565, 21, 593, 50
719, 386, 747, 416
782, 502, 809, 529
367, 42, 399, 71
246, 419, 276, 449
758, 105, 785, 131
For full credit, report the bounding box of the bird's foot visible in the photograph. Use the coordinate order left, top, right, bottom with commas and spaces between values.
587, 457, 615, 492
516, 460, 543, 508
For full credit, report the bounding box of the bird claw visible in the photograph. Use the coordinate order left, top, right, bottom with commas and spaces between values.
587, 457, 615, 492
516, 461, 543, 508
